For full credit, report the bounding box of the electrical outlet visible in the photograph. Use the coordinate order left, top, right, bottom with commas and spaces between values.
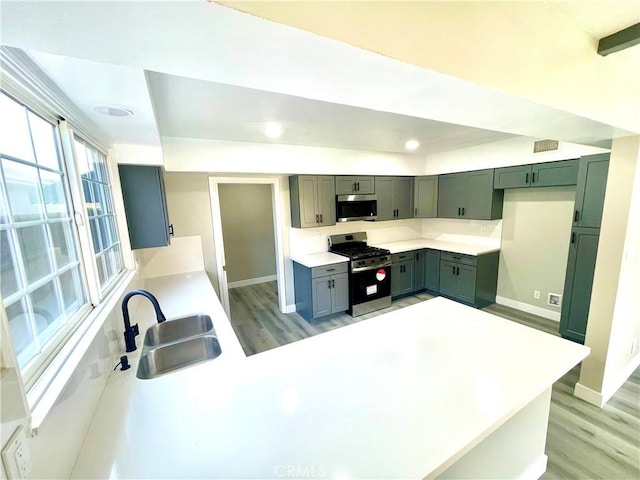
2, 426, 32, 479
534, 290, 541, 300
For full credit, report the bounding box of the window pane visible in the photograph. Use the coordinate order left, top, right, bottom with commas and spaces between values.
17, 225, 52, 283
0, 179, 8, 224
60, 267, 83, 314
49, 221, 76, 268
4, 160, 45, 222
6, 298, 35, 367
1, 229, 20, 297
32, 280, 63, 346
89, 217, 101, 253
98, 216, 110, 248
96, 255, 107, 285
41, 170, 67, 219
28, 111, 60, 170
74, 140, 91, 179
91, 182, 104, 214
0, 93, 34, 163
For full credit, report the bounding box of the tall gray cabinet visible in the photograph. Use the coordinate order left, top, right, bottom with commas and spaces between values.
559, 153, 610, 344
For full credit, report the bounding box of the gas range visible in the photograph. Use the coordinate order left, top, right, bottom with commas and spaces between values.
328, 232, 392, 316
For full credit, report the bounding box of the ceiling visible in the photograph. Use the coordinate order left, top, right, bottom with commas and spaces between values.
2, 1, 638, 156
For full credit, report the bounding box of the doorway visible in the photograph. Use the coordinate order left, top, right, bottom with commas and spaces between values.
208, 177, 287, 317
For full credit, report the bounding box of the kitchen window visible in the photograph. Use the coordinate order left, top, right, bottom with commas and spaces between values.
0, 89, 124, 388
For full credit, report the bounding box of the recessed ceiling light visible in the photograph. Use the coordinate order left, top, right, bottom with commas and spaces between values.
405, 139, 420, 151
264, 122, 283, 139
94, 105, 134, 117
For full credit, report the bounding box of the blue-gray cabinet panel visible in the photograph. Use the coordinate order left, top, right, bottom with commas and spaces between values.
119, 165, 170, 250
574, 154, 610, 229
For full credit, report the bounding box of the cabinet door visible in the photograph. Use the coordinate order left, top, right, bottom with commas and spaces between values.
119, 165, 170, 249
297, 176, 319, 228
390, 262, 402, 297
335, 176, 356, 195
312, 276, 333, 318
560, 228, 600, 343
438, 174, 466, 218
375, 177, 395, 221
574, 154, 610, 229
355, 176, 375, 194
424, 249, 441, 292
330, 273, 349, 313
400, 260, 415, 295
414, 176, 438, 217
414, 250, 425, 291
439, 261, 458, 298
394, 177, 414, 219
493, 164, 532, 189
456, 264, 477, 304
316, 176, 336, 226
531, 159, 579, 187
465, 169, 497, 220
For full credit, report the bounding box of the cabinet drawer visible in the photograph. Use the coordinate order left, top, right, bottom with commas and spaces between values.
311, 262, 348, 278
392, 251, 415, 263
440, 251, 477, 266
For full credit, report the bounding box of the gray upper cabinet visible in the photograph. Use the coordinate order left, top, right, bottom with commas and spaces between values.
438, 169, 503, 220
375, 176, 414, 221
413, 176, 438, 218
335, 176, 375, 195
574, 154, 610, 229
119, 165, 170, 250
494, 159, 579, 189
290, 175, 336, 228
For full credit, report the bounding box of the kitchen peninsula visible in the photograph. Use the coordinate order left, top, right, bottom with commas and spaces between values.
71, 271, 588, 479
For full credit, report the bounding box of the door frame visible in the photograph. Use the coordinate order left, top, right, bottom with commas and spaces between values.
208, 176, 287, 317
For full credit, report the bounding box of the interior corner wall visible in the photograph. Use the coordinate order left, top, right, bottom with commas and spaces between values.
497, 187, 575, 319
578, 135, 640, 403
218, 184, 276, 283
162, 173, 218, 292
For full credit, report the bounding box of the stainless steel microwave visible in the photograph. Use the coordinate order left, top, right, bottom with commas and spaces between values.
336, 194, 377, 222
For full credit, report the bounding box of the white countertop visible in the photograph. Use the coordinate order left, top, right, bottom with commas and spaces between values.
291, 251, 349, 268
71, 272, 587, 479
373, 238, 500, 256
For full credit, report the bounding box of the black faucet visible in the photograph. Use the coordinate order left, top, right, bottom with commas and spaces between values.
122, 289, 167, 352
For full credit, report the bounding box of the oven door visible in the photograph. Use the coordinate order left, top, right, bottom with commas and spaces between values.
351, 264, 391, 306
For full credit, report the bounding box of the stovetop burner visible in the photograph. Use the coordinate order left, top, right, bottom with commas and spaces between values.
328, 232, 390, 260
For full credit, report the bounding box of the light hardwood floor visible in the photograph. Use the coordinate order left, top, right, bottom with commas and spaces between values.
229, 281, 640, 479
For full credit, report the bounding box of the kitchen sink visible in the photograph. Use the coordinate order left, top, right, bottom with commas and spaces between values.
143, 314, 215, 347
137, 335, 222, 380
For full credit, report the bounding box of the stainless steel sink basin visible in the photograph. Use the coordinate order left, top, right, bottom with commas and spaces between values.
136, 335, 222, 380
143, 314, 214, 347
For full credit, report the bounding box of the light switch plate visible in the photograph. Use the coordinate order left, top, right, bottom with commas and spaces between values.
2, 426, 32, 479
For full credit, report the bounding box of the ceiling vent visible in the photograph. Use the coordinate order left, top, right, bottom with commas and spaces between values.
533, 139, 559, 154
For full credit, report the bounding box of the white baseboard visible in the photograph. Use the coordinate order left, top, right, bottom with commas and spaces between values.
519, 454, 548, 480
495, 296, 560, 322
575, 353, 640, 407
228, 275, 277, 289
283, 304, 296, 314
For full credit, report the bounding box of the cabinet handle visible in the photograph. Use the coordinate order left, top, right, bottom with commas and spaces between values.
415, 207, 417, 216
532, 172, 536, 183
332, 279, 335, 288
328, 280, 332, 289
353, 182, 357, 192
316, 214, 319, 223
457, 267, 460, 275
525, 172, 529, 184
320, 213, 323, 223
169, 224, 174, 236
461, 207, 465, 216
574, 210, 580, 222
357, 182, 360, 191
326, 268, 335, 272
458, 207, 461, 216
571, 232, 576, 244
452, 266, 456, 275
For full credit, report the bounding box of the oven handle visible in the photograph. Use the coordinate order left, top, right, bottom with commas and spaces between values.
351, 261, 392, 273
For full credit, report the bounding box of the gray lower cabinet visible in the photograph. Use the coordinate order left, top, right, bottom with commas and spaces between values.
290, 175, 336, 228
413, 176, 438, 218
375, 176, 414, 220
414, 249, 426, 291
335, 176, 375, 195
293, 261, 348, 320
391, 252, 415, 298
438, 251, 499, 308
574, 154, 610, 229
559, 228, 600, 344
438, 169, 503, 220
493, 159, 579, 189
423, 249, 441, 292
119, 165, 170, 249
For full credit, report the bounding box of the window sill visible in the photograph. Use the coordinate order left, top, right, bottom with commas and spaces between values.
27, 269, 137, 430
